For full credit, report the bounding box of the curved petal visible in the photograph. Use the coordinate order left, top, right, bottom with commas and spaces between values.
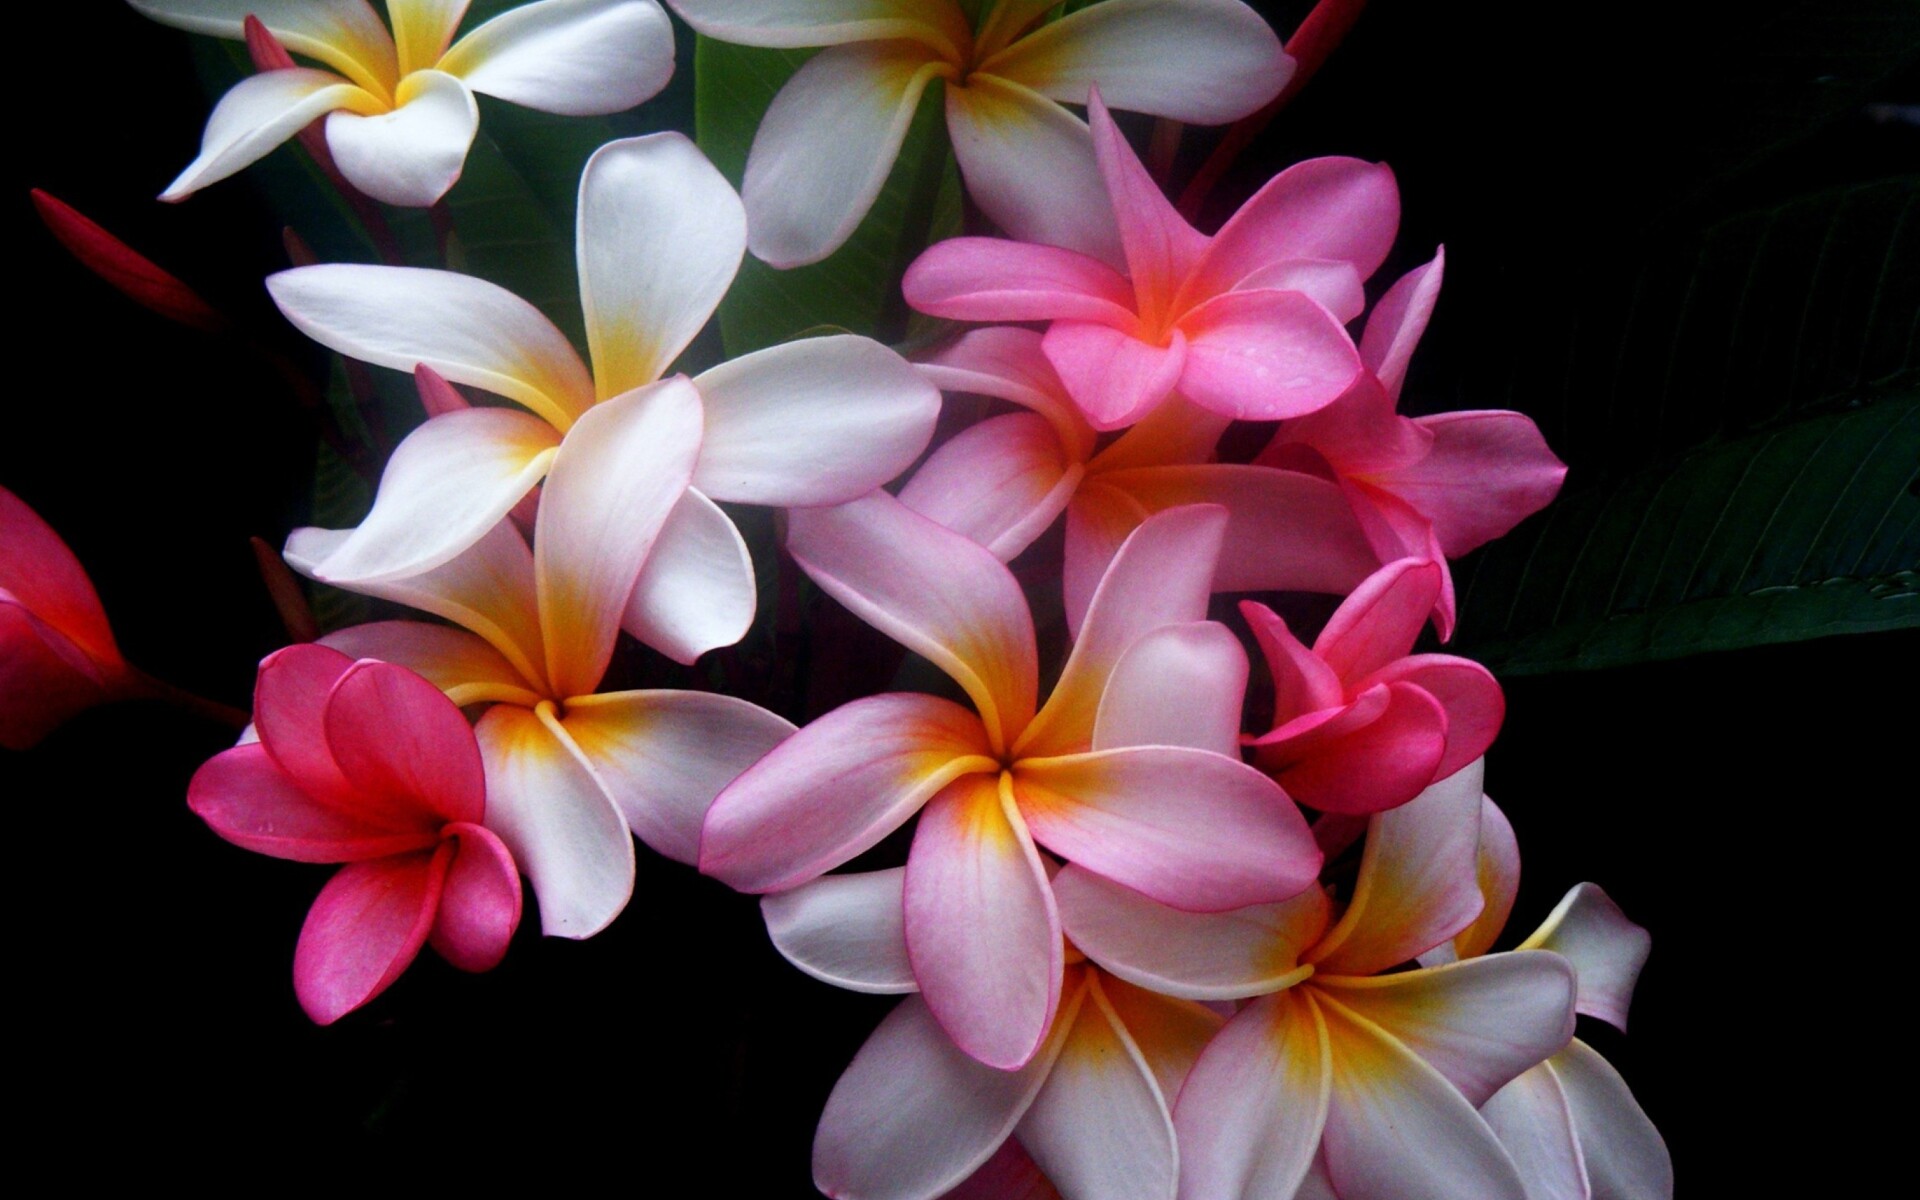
742, 41, 947, 268
813, 993, 1070, 1200
903, 237, 1137, 326
1055, 864, 1329, 1001
1092, 621, 1247, 757
187, 743, 437, 863
666, 0, 971, 58
1175, 289, 1363, 421
324, 70, 479, 206
1095, 972, 1225, 1103
1360, 248, 1445, 399
1554, 1041, 1673, 1200
1517, 885, 1652, 1033
915, 326, 1097, 460
389, 0, 470, 75
0, 601, 117, 750
762, 868, 915, 994
1259, 680, 1450, 816
577, 133, 744, 397
1384, 411, 1569, 556
324, 658, 487, 825
787, 491, 1038, 752
942, 1140, 1061, 1200
1239, 258, 1367, 323
620, 488, 755, 664
250, 642, 360, 808
1446, 795, 1521, 963
1265, 376, 1431, 477
983, 0, 1290, 124
129, 0, 398, 95
1362, 654, 1505, 780
294, 848, 446, 1024
1086, 92, 1206, 311
1183, 158, 1401, 307
1482, 1064, 1591, 1200
946, 77, 1121, 266
535, 377, 704, 700
701, 692, 995, 893
429, 822, 521, 971
318, 619, 541, 707
266, 264, 595, 429
294, 407, 559, 585
1241, 600, 1345, 720
162, 70, 377, 201
898, 412, 1080, 561
1174, 990, 1332, 1200
690, 334, 939, 505
559, 688, 795, 865
1060, 482, 1149, 641
474, 703, 634, 938
1042, 320, 1187, 431
0, 487, 120, 664
905, 773, 1062, 1069
441, 0, 675, 115
1014, 746, 1320, 912
1315, 557, 1444, 684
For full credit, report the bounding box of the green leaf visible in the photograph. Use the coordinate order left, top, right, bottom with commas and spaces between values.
1448, 178, 1920, 672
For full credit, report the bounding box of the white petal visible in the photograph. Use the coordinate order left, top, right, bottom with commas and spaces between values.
1553, 1041, 1672, 1200
129, 0, 398, 91
441, 0, 674, 115
1174, 990, 1331, 1200
1482, 1064, 1591, 1200
621, 488, 755, 664
666, 0, 971, 56
325, 70, 478, 206
761, 868, 916, 994
1517, 885, 1652, 1032
945, 79, 1121, 267
162, 69, 373, 201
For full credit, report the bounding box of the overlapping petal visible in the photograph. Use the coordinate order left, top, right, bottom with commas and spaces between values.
903, 239, 1137, 326
1175, 989, 1332, 1200
945, 76, 1120, 266
762, 868, 916, 994
294, 847, 447, 1024
897, 412, 1081, 562
324, 69, 479, 206
620, 489, 756, 664
1091, 622, 1247, 757
128, 1, 399, 93
441, 0, 675, 115
1553, 1040, 1674, 1200
428, 823, 522, 972
161, 69, 380, 201
324, 658, 487, 824
665, 0, 969, 57
1176, 288, 1362, 420
1517, 884, 1652, 1031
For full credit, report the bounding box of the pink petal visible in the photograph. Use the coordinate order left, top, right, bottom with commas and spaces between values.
946, 80, 1122, 267
1091, 622, 1247, 758
1014, 746, 1320, 912
1481, 1065, 1591, 1200
1265, 376, 1432, 477
1060, 483, 1150, 642
787, 491, 1038, 752
905, 772, 1062, 1069
1260, 681, 1449, 816
1344, 484, 1458, 639
1237, 258, 1368, 323
251, 643, 360, 807
0, 486, 121, 665
559, 687, 796, 866
1362, 654, 1505, 780
620, 487, 756, 665
1241, 600, 1345, 721
294, 847, 448, 1025
323, 70, 478, 207
429, 822, 521, 972
915, 326, 1097, 460
1041, 320, 1188, 431
317, 619, 541, 708
942, 1139, 1061, 1200
898, 412, 1079, 562
1176, 289, 1363, 421
323, 658, 487, 825
904, 238, 1138, 326
1314, 557, 1444, 685
0, 602, 110, 749
1183, 157, 1400, 306
413, 363, 472, 416
1384, 411, 1569, 556
761, 868, 915, 995
1554, 1040, 1673, 1200
1359, 247, 1445, 399
439, 0, 675, 115
1517, 885, 1652, 1032
701, 692, 994, 894
1085, 396, 1231, 472
1086, 92, 1207, 315
187, 743, 438, 863
1173, 990, 1332, 1200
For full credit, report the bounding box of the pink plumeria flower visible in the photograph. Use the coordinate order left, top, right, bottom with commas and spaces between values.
1260, 249, 1569, 637
271, 133, 939, 663
286, 419, 796, 938
906, 91, 1396, 430
0, 486, 136, 749
667, 0, 1291, 267
1241, 556, 1504, 815
760, 867, 1221, 1200
132, 0, 675, 204
187, 645, 521, 1024
902, 326, 1380, 637
1424, 799, 1675, 1200
702, 498, 1321, 1070
1056, 759, 1579, 1200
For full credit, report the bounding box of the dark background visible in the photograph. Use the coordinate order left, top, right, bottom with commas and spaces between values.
8, 0, 1915, 1188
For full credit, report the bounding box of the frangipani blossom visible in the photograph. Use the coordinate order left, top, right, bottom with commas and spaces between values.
667, 0, 1291, 268
702, 498, 1321, 1070
1057, 759, 1579, 1200
1260, 249, 1568, 637
271, 133, 939, 663
901, 326, 1379, 636
907, 92, 1395, 429
762, 867, 1220, 1200
188, 645, 521, 1023
1242, 557, 1504, 815
132, 0, 676, 204
286, 400, 795, 939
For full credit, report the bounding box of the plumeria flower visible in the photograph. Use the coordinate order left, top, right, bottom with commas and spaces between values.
906, 92, 1396, 430
761, 867, 1222, 1200
1241, 557, 1505, 815
271, 133, 939, 662
902, 326, 1379, 636
1424, 798, 1675, 1200
666, 0, 1292, 268
187, 645, 521, 1023
702, 498, 1322, 1070
1260, 249, 1568, 637
1056, 759, 1579, 1200
286, 407, 796, 938
131, 0, 676, 204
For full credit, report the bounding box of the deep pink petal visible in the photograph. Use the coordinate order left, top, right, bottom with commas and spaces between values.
188, 743, 438, 864
903, 237, 1137, 325
942, 1139, 1061, 1200
323, 658, 487, 825
1042, 320, 1187, 431
1314, 557, 1444, 685
0, 600, 116, 750
1359, 247, 1445, 399
429, 822, 521, 972
1176, 289, 1363, 421
1237, 258, 1367, 323
1383, 411, 1569, 557
1086, 92, 1207, 318
251, 643, 360, 808
0, 486, 121, 665
1173, 990, 1331, 1200
1240, 600, 1345, 721
1263, 681, 1450, 816
1362, 654, 1505, 780
1344, 484, 1457, 639
294, 847, 448, 1025
1183, 158, 1400, 306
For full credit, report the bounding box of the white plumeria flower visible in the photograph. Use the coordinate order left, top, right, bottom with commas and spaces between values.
667, 0, 1295, 267
270, 133, 940, 664
131, 0, 677, 204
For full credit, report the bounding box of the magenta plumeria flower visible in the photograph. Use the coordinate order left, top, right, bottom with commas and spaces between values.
906, 91, 1397, 430
701, 498, 1321, 1070
188, 645, 521, 1024
1260, 249, 1568, 637
667, 0, 1292, 267
1241, 556, 1505, 815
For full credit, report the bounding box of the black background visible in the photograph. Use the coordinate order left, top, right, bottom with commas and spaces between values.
7, 0, 1916, 1189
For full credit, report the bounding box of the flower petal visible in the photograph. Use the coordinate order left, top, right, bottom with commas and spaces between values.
129, 0, 398, 94
1040, 320, 1188, 430
162, 69, 376, 201
942, 1140, 1061, 1200
0, 487, 120, 665
1385, 411, 1569, 557
666, 0, 970, 57
1183, 157, 1400, 306
1442, 795, 1520, 963
1087, 92, 1207, 311
0, 600, 116, 750
1517, 885, 1652, 1032
701, 692, 994, 893
1361, 654, 1505, 781
1174, 990, 1332, 1200
1061, 482, 1150, 642
294, 848, 447, 1024
1359, 248, 1445, 399
1094, 972, 1224, 1104
620, 488, 755, 664
187, 744, 436, 863
325, 70, 479, 206
1264, 376, 1432, 476
429, 821, 521, 971
318, 619, 541, 707
1481, 1064, 1591, 1200
905, 773, 1062, 1069
690, 334, 939, 505
323, 658, 487, 825
898, 412, 1081, 561
577, 133, 744, 397
1092, 621, 1246, 757
916, 326, 1097, 459
1256, 680, 1450, 816
761, 868, 915, 994
946, 78, 1121, 266
1239, 258, 1367, 323
250, 643, 360, 807
1315, 557, 1443, 684
1014, 746, 1319, 912
1554, 1041, 1673, 1200
266, 264, 595, 428
904, 237, 1138, 325
440, 0, 674, 114
1176, 289, 1363, 421
388, 0, 469, 75
474, 703, 634, 938
558, 687, 795, 865
1241, 600, 1346, 720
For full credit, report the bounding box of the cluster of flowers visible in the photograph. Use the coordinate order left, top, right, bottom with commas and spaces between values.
4, 2, 1673, 1196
